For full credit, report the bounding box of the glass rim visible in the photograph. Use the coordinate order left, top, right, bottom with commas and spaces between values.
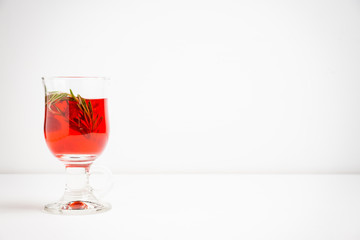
42, 76, 110, 81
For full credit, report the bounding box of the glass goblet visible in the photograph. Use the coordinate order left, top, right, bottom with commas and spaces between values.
42, 76, 111, 215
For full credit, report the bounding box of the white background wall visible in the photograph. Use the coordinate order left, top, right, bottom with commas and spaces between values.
0, 0, 359, 173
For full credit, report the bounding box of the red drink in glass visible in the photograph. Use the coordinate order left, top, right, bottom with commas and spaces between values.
44, 93, 109, 166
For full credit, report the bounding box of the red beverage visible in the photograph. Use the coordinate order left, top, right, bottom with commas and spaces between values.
44, 93, 109, 159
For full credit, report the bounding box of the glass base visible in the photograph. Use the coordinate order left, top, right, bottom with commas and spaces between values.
44, 165, 111, 215
44, 200, 111, 215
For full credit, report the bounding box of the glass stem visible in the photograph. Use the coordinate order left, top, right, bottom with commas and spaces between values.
64, 166, 92, 199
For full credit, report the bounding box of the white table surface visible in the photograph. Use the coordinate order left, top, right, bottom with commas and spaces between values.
1, 173, 360, 240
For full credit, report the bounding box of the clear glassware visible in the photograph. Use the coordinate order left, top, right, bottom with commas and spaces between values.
42, 76, 111, 215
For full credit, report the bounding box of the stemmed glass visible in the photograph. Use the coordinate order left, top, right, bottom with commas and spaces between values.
42, 76, 111, 214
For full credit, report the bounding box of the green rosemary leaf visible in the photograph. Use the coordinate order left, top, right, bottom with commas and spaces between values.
69, 89, 76, 100
97, 116, 103, 129
82, 98, 88, 112
93, 115, 99, 130
88, 101, 93, 115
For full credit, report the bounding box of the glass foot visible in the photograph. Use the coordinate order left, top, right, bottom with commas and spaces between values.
44, 166, 112, 215
44, 200, 111, 215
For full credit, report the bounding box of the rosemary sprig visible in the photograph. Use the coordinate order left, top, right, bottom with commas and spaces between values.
69, 89, 103, 132
46, 89, 103, 133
